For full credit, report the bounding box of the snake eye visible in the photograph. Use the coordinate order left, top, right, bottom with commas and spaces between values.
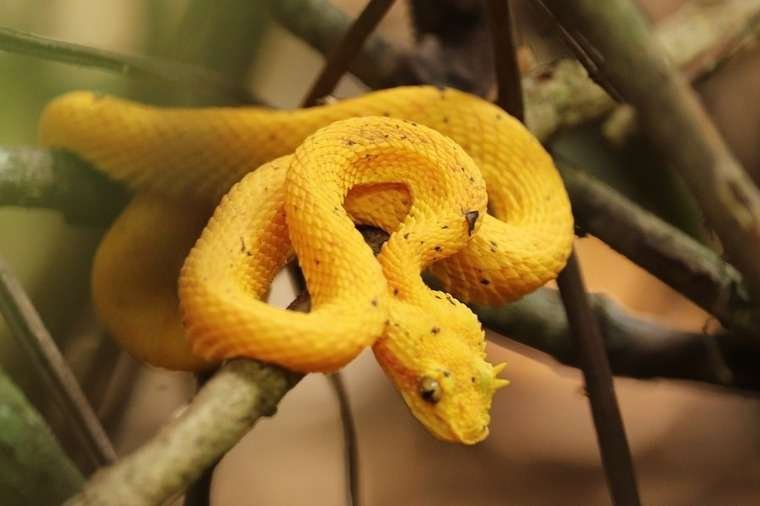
419, 376, 442, 404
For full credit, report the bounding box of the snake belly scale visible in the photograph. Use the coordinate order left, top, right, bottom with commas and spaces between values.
39, 86, 574, 443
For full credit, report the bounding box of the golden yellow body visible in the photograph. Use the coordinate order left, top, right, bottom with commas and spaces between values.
39, 86, 574, 444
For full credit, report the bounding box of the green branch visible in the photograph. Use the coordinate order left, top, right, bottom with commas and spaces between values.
0, 367, 84, 506
0, 26, 260, 103
0, 147, 128, 226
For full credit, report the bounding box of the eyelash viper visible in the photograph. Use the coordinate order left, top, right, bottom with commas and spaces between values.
39, 86, 574, 444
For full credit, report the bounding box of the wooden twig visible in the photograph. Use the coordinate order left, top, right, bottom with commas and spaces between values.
0, 147, 128, 227
486, 0, 524, 118
487, 3, 640, 504
302, 0, 397, 106
538, 0, 760, 302
328, 373, 361, 506
0, 256, 117, 469
64, 360, 302, 505
475, 287, 760, 390
555, 255, 641, 505
559, 163, 756, 333
0, 26, 260, 103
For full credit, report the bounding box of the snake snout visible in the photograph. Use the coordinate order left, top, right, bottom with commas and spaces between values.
465, 210, 480, 235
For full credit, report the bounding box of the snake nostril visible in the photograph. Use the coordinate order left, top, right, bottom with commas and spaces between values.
464, 210, 479, 235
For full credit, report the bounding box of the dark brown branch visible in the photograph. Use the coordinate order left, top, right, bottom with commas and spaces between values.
302, 0, 397, 106
559, 163, 757, 333
328, 373, 361, 506
475, 288, 760, 390
556, 254, 641, 506
487, 0, 524, 119
539, 0, 760, 302
486, 2, 640, 502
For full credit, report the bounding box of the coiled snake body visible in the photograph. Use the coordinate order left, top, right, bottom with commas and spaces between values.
40, 86, 573, 443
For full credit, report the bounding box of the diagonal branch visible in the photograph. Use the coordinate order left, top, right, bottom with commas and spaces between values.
0, 256, 117, 469
537, 0, 760, 303
0, 26, 260, 103
302, 0, 397, 106
559, 163, 757, 333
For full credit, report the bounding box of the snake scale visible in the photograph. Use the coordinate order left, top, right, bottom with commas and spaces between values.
39, 86, 573, 444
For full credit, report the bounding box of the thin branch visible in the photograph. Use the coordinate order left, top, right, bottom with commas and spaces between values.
274, 0, 760, 139
328, 373, 361, 506
0, 147, 128, 226
555, 253, 641, 506
538, 0, 760, 302
559, 163, 757, 333
487, 0, 524, 119
0, 367, 85, 505
65, 360, 302, 505
475, 288, 760, 389
0, 255, 117, 469
487, 4, 640, 502
0, 26, 260, 103
302, 0, 397, 106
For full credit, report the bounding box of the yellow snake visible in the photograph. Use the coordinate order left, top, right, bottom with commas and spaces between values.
39, 86, 574, 444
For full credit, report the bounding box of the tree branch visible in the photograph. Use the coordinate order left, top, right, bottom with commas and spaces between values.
0, 26, 260, 103
272, 0, 760, 141
65, 360, 302, 505
0, 255, 117, 468
538, 0, 760, 302
0, 367, 84, 506
475, 288, 760, 390
0, 147, 128, 227
559, 163, 757, 332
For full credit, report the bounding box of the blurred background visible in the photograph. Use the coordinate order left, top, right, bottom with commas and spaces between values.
1, 0, 759, 504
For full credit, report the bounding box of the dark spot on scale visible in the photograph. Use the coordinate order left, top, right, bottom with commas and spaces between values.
400, 135, 407, 140
471, 377, 476, 383
345, 139, 356, 146
443, 116, 449, 123
465, 210, 479, 235
434, 245, 442, 252
469, 176, 475, 183
393, 288, 399, 296
480, 278, 491, 285
315, 259, 320, 265
371, 298, 379, 307
431, 326, 440, 334
441, 225, 448, 229
383, 111, 390, 117
434, 294, 442, 300
490, 240, 498, 247
403, 232, 410, 239
443, 371, 451, 377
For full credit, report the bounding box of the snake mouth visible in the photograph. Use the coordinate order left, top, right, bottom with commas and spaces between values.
465, 210, 480, 235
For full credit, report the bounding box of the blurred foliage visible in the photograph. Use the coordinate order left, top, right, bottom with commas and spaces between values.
0, 0, 271, 478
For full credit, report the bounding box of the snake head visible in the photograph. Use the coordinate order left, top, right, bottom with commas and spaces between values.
404, 352, 507, 444
375, 306, 508, 445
